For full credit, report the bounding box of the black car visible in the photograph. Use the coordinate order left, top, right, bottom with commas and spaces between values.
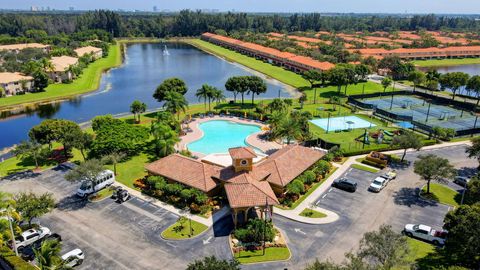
332, 178, 357, 192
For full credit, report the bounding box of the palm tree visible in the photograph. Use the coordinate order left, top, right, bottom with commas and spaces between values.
151, 122, 180, 157
278, 116, 304, 144
266, 98, 288, 113
34, 239, 64, 270
195, 85, 210, 113
163, 91, 188, 120
101, 152, 126, 176
212, 89, 226, 109
40, 58, 54, 73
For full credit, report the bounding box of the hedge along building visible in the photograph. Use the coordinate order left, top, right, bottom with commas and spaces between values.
201, 32, 334, 73
146, 145, 324, 226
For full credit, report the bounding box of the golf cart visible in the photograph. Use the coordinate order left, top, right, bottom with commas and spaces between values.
111, 187, 130, 203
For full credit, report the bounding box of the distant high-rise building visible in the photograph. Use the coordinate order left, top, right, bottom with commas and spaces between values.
153, 6, 158, 12
69, 7, 74, 11
30, 6, 38, 12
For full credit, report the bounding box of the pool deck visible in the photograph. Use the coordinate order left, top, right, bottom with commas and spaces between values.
178, 115, 282, 158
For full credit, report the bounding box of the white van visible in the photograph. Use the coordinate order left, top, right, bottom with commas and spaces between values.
76, 170, 115, 198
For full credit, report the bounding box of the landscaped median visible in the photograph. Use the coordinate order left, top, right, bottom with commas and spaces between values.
161, 216, 208, 240
420, 183, 460, 207
230, 219, 291, 264
299, 208, 327, 218
88, 186, 115, 202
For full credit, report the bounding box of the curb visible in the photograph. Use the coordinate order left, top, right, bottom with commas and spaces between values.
160, 220, 211, 242
417, 184, 458, 209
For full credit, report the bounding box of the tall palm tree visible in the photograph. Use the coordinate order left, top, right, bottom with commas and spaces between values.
40, 58, 55, 73
195, 84, 216, 112
213, 89, 226, 106
34, 239, 64, 270
163, 91, 188, 120
101, 152, 126, 176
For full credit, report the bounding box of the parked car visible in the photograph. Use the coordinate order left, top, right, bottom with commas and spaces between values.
369, 177, 389, 192
62, 248, 84, 267
332, 178, 357, 192
380, 170, 397, 181
76, 169, 115, 198
453, 176, 470, 187
20, 233, 62, 261
13, 227, 51, 251
403, 224, 447, 245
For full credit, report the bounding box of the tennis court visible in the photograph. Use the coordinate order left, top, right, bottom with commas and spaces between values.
361, 95, 478, 132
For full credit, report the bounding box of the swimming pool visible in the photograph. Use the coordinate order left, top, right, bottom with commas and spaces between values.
187, 120, 261, 155
309, 115, 376, 132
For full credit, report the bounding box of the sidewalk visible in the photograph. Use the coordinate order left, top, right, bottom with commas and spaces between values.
114, 182, 230, 227
273, 140, 471, 224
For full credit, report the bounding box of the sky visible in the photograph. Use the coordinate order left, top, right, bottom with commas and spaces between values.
2, 0, 480, 14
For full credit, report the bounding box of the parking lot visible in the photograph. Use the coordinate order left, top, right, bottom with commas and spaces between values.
0, 164, 233, 270
245, 144, 477, 270
1, 144, 477, 270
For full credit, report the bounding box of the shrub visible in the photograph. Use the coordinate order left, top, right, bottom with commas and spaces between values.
303, 170, 316, 185
314, 160, 331, 177
361, 159, 386, 169
145, 175, 165, 190
322, 153, 334, 162
133, 178, 146, 189
0, 247, 36, 270
165, 183, 183, 196
286, 179, 305, 195
233, 219, 275, 244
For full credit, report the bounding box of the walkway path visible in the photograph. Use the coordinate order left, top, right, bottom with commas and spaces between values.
273, 140, 471, 224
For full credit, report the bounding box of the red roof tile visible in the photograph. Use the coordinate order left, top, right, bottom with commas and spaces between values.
256, 145, 324, 187
224, 173, 279, 208
229, 147, 257, 159
145, 154, 222, 192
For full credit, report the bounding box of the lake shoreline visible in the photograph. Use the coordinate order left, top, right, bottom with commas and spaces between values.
0, 43, 124, 112
413, 57, 480, 68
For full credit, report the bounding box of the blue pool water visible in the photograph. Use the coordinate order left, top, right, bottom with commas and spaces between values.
309, 115, 375, 132
187, 120, 261, 155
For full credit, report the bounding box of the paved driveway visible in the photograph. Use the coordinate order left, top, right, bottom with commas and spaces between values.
1, 145, 476, 270
245, 144, 477, 270
0, 164, 233, 270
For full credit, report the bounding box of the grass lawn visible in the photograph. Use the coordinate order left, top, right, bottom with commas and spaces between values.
413, 57, 480, 67
161, 218, 208, 240
234, 247, 290, 264
351, 163, 380, 173
309, 113, 398, 154
186, 39, 395, 103
0, 44, 122, 109
105, 153, 150, 189
421, 183, 459, 207
89, 187, 114, 202
299, 208, 327, 218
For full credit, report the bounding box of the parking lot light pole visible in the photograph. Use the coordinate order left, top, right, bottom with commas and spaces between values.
326, 112, 331, 134
460, 181, 467, 205
7, 206, 18, 256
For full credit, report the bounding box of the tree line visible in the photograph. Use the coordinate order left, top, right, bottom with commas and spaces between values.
0, 11, 479, 39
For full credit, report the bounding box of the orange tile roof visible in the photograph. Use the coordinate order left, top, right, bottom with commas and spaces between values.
145, 154, 222, 192
0, 72, 33, 84
202, 33, 333, 71
0, 43, 49, 51
256, 145, 324, 187
229, 147, 257, 159
224, 173, 279, 208
74, 46, 102, 57
352, 46, 480, 58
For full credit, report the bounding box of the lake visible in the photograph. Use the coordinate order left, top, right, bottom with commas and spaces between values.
0, 43, 294, 150
419, 63, 480, 97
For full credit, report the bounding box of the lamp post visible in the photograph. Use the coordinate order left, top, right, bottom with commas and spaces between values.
460, 181, 468, 205
425, 103, 431, 123
7, 205, 18, 256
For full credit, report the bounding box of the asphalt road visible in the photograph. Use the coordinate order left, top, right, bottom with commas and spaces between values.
0, 144, 476, 270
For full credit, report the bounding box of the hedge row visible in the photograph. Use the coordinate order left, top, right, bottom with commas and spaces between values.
0, 247, 35, 270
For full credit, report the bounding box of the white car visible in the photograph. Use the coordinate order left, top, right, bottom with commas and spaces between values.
14, 227, 51, 251
369, 176, 389, 192
380, 170, 397, 181
403, 224, 447, 245
61, 248, 84, 267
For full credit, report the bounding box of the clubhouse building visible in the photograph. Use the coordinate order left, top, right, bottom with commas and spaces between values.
146, 145, 324, 226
